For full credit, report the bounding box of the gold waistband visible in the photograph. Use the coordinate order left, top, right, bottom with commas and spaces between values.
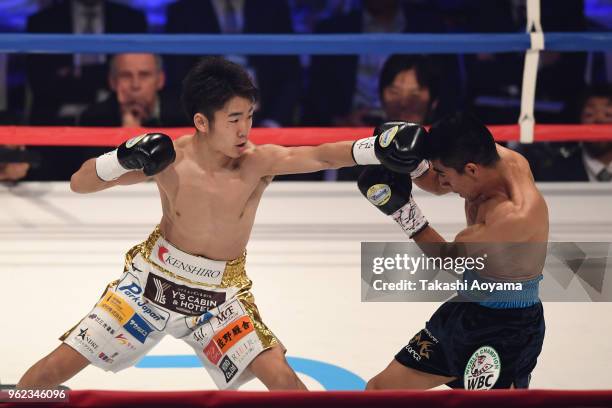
124, 226, 250, 289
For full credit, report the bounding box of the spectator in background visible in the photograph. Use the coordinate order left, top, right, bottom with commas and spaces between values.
79, 53, 187, 128
76, 53, 188, 164
303, 0, 456, 127
25, 0, 147, 125
335, 54, 441, 180
165, 0, 302, 127
378, 54, 440, 125
528, 85, 612, 182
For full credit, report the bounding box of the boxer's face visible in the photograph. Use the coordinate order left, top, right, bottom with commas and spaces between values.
208, 96, 254, 158
432, 160, 479, 199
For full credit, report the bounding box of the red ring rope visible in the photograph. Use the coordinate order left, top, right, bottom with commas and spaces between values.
0, 125, 610, 146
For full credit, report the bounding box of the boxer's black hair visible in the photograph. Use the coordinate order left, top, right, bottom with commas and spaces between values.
426, 112, 499, 173
182, 57, 258, 127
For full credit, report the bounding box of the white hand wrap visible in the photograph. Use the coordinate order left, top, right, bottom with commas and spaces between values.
351, 137, 380, 165
391, 196, 429, 239
95, 149, 131, 181
410, 159, 430, 179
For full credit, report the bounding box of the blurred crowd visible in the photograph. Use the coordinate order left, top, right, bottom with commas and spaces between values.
0, 0, 610, 183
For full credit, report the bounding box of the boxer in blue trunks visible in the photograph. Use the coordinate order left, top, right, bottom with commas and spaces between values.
356, 113, 547, 390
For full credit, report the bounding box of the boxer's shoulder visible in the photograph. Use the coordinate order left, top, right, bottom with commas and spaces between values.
238, 143, 285, 173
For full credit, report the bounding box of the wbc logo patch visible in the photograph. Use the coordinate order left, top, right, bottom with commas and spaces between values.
464, 346, 501, 390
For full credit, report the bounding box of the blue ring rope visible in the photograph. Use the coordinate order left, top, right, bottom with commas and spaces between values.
2, 32, 611, 55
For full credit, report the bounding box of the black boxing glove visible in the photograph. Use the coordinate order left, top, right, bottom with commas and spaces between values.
351, 122, 430, 178
95, 133, 176, 181
358, 165, 428, 238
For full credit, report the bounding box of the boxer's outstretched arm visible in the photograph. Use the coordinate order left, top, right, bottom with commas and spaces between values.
252, 142, 356, 176
70, 158, 150, 194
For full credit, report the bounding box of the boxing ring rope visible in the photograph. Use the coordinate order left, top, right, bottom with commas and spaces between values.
3, 6, 612, 406
2, 30, 612, 146
1, 125, 612, 147
2, 32, 612, 54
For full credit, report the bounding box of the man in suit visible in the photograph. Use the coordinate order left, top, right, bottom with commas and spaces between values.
529, 85, 612, 182
26, 0, 148, 125
165, 0, 301, 127
79, 53, 187, 128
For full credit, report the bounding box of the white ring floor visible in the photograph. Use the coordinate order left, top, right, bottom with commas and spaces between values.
1, 181, 611, 390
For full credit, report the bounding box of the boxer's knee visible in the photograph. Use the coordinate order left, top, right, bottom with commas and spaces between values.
365, 377, 379, 390
18, 344, 89, 388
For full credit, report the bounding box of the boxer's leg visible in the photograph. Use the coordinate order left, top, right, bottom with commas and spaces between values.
17, 344, 89, 389
366, 359, 455, 390
248, 344, 306, 390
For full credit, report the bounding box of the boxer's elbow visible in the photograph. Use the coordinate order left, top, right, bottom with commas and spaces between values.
70, 159, 101, 194
70, 172, 89, 193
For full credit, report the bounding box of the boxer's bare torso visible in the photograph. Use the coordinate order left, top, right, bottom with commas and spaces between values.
71, 97, 355, 261
461, 145, 548, 280
418, 144, 549, 281
464, 145, 548, 237
156, 135, 271, 260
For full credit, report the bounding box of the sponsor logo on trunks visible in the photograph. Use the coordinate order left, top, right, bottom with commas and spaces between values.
366, 184, 391, 206
74, 327, 99, 355
98, 351, 118, 364
144, 274, 226, 316
158, 246, 169, 263
187, 299, 245, 331
154, 244, 224, 283
115, 333, 137, 350
193, 324, 213, 345
209, 300, 244, 331
87, 313, 117, 335
118, 272, 169, 331
423, 328, 439, 344
204, 341, 223, 365
219, 355, 239, 383
152, 277, 171, 304
464, 346, 501, 390
97, 293, 134, 326
185, 311, 215, 330
378, 125, 399, 148
123, 313, 153, 344
405, 332, 435, 362
228, 337, 259, 366
212, 316, 254, 353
